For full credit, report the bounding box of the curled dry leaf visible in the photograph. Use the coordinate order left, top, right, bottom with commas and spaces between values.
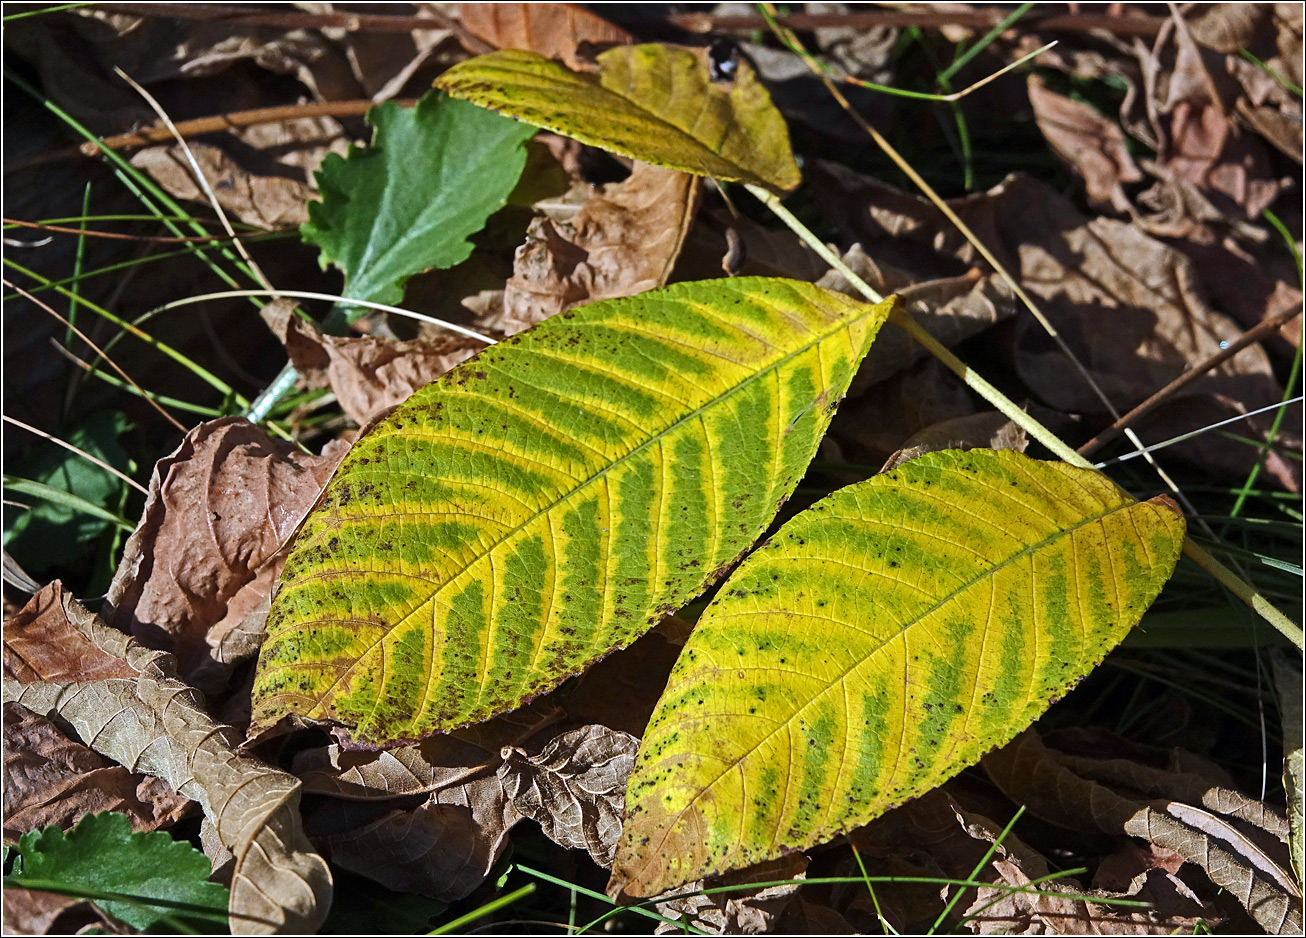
882, 410, 1029, 473
4, 581, 135, 683
459, 2, 633, 70
4, 701, 192, 840
1027, 73, 1143, 213
653, 855, 808, 936
130, 117, 350, 229
812, 165, 1293, 485
477, 161, 701, 336
261, 301, 485, 426
984, 730, 1302, 934
314, 774, 521, 902
104, 417, 347, 690
1, 885, 128, 937
499, 724, 637, 868
816, 239, 1015, 393
2, 595, 332, 934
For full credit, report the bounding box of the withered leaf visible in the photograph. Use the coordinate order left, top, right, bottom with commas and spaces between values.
3, 597, 332, 934
882, 410, 1029, 473
478, 161, 701, 336
4, 582, 135, 683
560, 618, 687, 736
1269, 648, 1304, 893
499, 724, 637, 868
1028, 73, 1143, 213
292, 698, 563, 800
262, 301, 485, 426
459, 2, 633, 70
4, 701, 192, 841
104, 417, 347, 690
315, 774, 521, 902
653, 854, 807, 936
130, 117, 349, 229
1, 885, 128, 936
984, 730, 1302, 934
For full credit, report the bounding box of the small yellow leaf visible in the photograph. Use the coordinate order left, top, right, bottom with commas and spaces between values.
435, 45, 801, 191
611, 450, 1186, 898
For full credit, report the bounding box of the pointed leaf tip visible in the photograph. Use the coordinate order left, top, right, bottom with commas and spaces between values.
611, 449, 1186, 897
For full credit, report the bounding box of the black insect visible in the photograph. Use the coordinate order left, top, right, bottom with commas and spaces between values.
708, 36, 739, 83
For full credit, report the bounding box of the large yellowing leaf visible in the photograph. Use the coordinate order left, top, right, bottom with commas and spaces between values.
252, 279, 892, 746
434, 45, 801, 191
610, 449, 1186, 898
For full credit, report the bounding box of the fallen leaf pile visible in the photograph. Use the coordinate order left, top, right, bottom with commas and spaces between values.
3, 2, 1300, 935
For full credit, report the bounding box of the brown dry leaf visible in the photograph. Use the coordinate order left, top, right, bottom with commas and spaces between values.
673, 209, 828, 282
653, 854, 808, 936
4, 581, 135, 683
104, 417, 347, 690
882, 410, 1029, 473
499, 724, 637, 868
4, 701, 192, 841
292, 697, 563, 799
1141, 7, 1289, 218
560, 617, 687, 736
1187, 3, 1303, 161
130, 117, 349, 229
829, 356, 976, 468
262, 300, 485, 425
815, 238, 1015, 393
1, 886, 128, 936
1027, 74, 1143, 213
1269, 648, 1305, 891
984, 730, 1302, 934
2, 596, 332, 934
814, 165, 1295, 485
478, 161, 702, 336
314, 774, 521, 902
459, 2, 632, 70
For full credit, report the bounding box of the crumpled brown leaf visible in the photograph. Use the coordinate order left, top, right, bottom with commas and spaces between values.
673, 209, 828, 283
848, 785, 1215, 934
653, 854, 808, 936
882, 410, 1029, 473
499, 724, 637, 868
104, 417, 347, 690
295, 698, 560, 900
984, 730, 1302, 934
1, 885, 129, 936
475, 161, 701, 336
313, 774, 520, 902
1028, 73, 1143, 213
261, 300, 485, 426
4, 701, 192, 841
130, 117, 349, 229
2, 595, 332, 934
812, 166, 1296, 487
4, 581, 135, 684
459, 2, 632, 70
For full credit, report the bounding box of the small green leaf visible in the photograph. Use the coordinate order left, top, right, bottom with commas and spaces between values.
436, 45, 801, 191
11, 812, 229, 931
611, 449, 1186, 897
252, 279, 893, 746
3, 411, 134, 572
301, 91, 537, 309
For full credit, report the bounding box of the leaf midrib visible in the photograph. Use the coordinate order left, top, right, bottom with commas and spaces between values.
290, 289, 882, 730
632, 487, 1160, 878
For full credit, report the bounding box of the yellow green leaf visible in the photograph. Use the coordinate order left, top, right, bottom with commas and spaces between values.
610, 450, 1186, 898
434, 45, 802, 192
251, 279, 892, 746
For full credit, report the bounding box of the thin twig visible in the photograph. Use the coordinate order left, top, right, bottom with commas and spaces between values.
669, 9, 1165, 38
5, 279, 187, 434
3, 217, 261, 244
1079, 304, 1304, 458
2, 414, 149, 495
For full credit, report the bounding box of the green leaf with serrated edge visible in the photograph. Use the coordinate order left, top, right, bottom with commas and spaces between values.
610, 449, 1186, 898
301, 91, 536, 309
252, 279, 893, 746
435, 45, 801, 192
13, 812, 229, 930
